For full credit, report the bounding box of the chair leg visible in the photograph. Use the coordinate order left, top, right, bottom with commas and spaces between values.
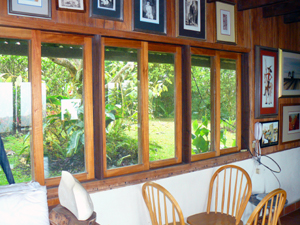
278, 218, 282, 225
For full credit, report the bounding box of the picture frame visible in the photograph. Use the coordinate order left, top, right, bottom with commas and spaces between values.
216, 1, 236, 44
8, 0, 51, 19
90, 0, 123, 21
260, 120, 279, 148
281, 104, 300, 143
278, 49, 300, 97
57, 0, 85, 12
176, 0, 206, 39
254, 46, 279, 119
133, 0, 166, 34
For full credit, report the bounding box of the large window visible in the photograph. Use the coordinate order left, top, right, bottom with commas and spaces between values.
0, 28, 94, 187
101, 39, 182, 177
0, 38, 32, 185
0, 28, 243, 193
189, 48, 241, 162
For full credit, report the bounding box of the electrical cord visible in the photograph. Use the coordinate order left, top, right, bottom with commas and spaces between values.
242, 136, 282, 188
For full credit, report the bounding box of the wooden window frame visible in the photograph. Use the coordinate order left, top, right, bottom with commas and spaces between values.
188, 47, 242, 162
100, 38, 182, 177
0, 27, 95, 186
0, 27, 247, 206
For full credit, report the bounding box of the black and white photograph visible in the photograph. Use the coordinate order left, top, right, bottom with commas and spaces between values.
220, 9, 230, 35
140, 0, 159, 24
133, 0, 165, 34
57, 0, 85, 11
90, 0, 123, 21
184, 0, 200, 32
98, 0, 115, 11
176, 0, 205, 39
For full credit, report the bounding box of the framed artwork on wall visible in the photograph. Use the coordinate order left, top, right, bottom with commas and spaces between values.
90, 0, 123, 21
281, 104, 300, 143
216, 1, 236, 44
279, 49, 300, 97
57, 0, 85, 12
133, 0, 166, 34
8, 0, 51, 19
254, 46, 279, 119
260, 120, 279, 148
176, 0, 206, 39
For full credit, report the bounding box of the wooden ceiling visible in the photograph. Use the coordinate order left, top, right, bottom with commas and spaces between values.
237, 0, 300, 24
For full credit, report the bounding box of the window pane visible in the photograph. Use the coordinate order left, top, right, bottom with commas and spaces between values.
0, 38, 32, 185
42, 43, 85, 178
191, 55, 212, 154
104, 47, 139, 169
220, 58, 237, 149
148, 51, 175, 161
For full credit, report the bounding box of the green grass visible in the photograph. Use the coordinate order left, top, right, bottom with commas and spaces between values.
0, 134, 32, 186
125, 118, 237, 160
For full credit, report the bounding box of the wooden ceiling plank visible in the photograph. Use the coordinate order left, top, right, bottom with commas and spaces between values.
263, 0, 300, 18
237, 0, 285, 11
284, 11, 300, 23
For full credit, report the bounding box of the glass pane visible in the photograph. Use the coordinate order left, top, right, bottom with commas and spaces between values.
191, 55, 212, 154
220, 58, 237, 149
104, 47, 139, 169
148, 51, 175, 161
0, 38, 32, 185
42, 43, 85, 178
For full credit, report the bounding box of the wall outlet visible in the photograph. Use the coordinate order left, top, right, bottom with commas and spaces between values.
252, 140, 256, 148
256, 168, 260, 174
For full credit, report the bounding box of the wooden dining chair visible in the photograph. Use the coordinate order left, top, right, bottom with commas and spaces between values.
187, 165, 252, 225
142, 181, 187, 225
246, 188, 287, 225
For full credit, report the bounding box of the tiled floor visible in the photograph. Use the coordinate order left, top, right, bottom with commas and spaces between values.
280, 208, 300, 225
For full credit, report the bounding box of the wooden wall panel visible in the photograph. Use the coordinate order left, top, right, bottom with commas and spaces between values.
248, 6, 300, 155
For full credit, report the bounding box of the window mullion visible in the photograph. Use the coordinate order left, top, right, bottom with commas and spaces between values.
139, 41, 149, 169
30, 30, 45, 184
236, 54, 242, 150
83, 37, 95, 180
214, 52, 221, 157
175, 46, 182, 163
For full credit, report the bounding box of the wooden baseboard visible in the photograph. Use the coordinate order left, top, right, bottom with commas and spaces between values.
280, 200, 300, 217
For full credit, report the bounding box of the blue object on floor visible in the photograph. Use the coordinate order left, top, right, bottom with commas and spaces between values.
0, 135, 15, 184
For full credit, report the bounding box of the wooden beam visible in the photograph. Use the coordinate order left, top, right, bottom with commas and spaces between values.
263, 0, 300, 18
237, 0, 285, 11
207, 0, 236, 4
284, 11, 300, 23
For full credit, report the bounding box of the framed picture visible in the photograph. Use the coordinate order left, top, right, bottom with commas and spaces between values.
278, 49, 300, 97
133, 0, 166, 34
216, 1, 236, 44
281, 104, 300, 143
254, 46, 279, 118
260, 120, 279, 148
176, 0, 206, 39
57, 0, 85, 12
8, 0, 51, 18
90, 0, 123, 21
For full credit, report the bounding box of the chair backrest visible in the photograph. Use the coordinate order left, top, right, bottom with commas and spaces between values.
206, 165, 252, 224
246, 188, 287, 225
142, 181, 185, 225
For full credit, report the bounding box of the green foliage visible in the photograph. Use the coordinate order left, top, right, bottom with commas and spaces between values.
192, 116, 210, 154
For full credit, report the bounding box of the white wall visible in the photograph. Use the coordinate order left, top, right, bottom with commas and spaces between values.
91, 147, 300, 225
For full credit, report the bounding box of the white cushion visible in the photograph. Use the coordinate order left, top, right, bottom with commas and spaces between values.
0, 182, 49, 225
